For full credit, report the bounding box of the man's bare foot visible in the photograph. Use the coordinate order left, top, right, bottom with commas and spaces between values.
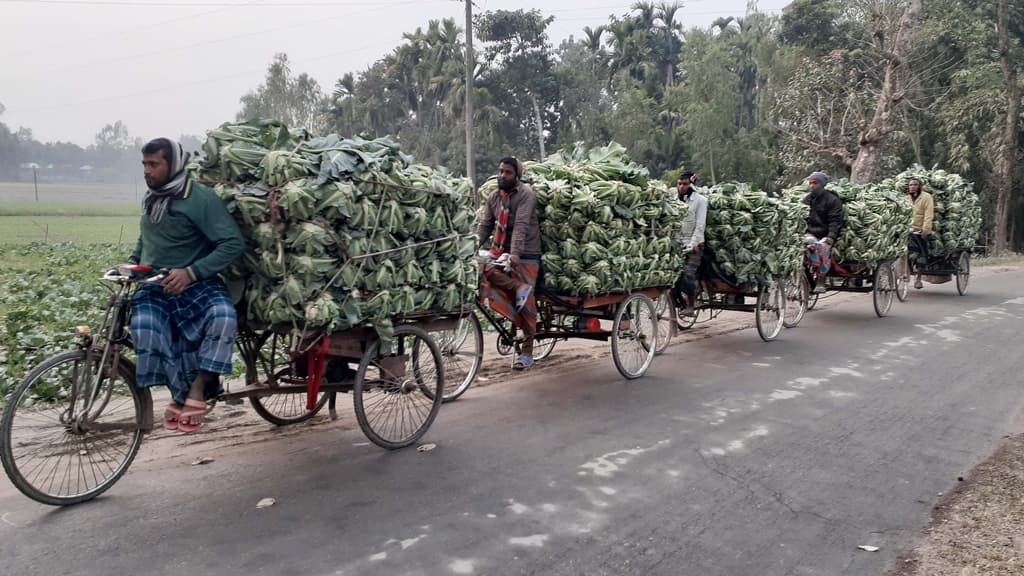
177, 376, 207, 433
177, 398, 206, 433
163, 402, 182, 431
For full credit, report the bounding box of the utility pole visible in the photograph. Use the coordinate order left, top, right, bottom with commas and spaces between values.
463, 0, 477, 204
32, 165, 38, 202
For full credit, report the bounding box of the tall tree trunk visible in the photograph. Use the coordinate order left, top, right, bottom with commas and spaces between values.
530, 93, 546, 159
849, 0, 921, 184
464, 0, 476, 194
993, 0, 1019, 254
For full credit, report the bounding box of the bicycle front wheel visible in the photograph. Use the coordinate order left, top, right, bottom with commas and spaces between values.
1, 349, 148, 506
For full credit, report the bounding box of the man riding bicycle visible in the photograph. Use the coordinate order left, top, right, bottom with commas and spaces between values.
128, 138, 244, 432
803, 171, 844, 294
672, 171, 707, 317
906, 177, 935, 289
476, 157, 542, 371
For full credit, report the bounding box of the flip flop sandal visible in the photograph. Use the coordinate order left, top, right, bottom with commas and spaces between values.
177, 398, 207, 433
512, 355, 534, 371
515, 285, 533, 311
163, 403, 182, 431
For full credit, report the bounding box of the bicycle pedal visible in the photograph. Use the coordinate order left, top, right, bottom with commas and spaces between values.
224, 398, 244, 405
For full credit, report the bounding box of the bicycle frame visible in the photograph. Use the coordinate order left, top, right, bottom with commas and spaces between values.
68, 271, 138, 430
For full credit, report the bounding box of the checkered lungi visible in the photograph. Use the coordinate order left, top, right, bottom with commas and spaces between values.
480, 259, 539, 356
131, 279, 236, 404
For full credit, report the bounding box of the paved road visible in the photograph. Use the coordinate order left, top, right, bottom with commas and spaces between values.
3, 267, 1024, 576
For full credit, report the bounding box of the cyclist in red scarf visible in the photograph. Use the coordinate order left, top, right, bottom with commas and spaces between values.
477, 157, 542, 370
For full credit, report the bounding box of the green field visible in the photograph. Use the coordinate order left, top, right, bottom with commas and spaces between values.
0, 215, 139, 244
0, 181, 139, 204
0, 183, 142, 244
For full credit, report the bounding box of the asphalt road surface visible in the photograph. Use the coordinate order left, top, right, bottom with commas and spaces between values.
3, 266, 1023, 576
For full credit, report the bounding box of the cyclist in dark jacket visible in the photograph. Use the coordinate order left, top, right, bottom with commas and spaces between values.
802, 171, 844, 293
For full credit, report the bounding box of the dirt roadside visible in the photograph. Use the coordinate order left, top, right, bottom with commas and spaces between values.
890, 258, 1024, 576
892, 434, 1024, 576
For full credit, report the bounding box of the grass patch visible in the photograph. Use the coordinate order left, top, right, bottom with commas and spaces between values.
0, 216, 139, 245
0, 181, 138, 204
0, 201, 139, 217
974, 252, 1024, 267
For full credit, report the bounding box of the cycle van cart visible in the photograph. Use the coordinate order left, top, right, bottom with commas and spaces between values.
673, 274, 792, 342
804, 253, 898, 318
893, 248, 971, 301
673, 247, 801, 342
431, 259, 670, 402
0, 264, 462, 506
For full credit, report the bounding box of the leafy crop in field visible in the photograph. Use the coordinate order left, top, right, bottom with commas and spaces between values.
0, 243, 123, 402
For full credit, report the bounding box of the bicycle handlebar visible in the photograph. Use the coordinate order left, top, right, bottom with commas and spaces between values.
102, 264, 167, 284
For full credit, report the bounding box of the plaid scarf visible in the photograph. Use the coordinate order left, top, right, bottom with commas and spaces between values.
144, 139, 191, 224
489, 189, 514, 257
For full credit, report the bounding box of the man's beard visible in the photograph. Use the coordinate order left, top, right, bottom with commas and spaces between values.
498, 178, 517, 191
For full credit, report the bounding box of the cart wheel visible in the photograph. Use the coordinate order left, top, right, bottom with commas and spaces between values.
533, 337, 557, 361
675, 304, 698, 330
354, 325, 444, 449
654, 291, 675, 354
495, 318, 515, 356
1, 349, 149, 506
247, 331, 328, 426
756, 280, 786, 342
674, 290, 705, 331
495, 318, 556, 361
611, 293, 658, 379
956, 252, 970, 296
873, 262, 896, 317
894, 256, 910, 302
251, 393, 329, 426
430, 314, 483, 403
782, 271, 809, 328
803, 269, 821, 311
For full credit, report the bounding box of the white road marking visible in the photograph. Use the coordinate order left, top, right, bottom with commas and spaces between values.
509, 534, 549, 547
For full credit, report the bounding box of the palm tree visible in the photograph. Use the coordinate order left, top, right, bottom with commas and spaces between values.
656, 2, 684, 87
582, 25, 607, 55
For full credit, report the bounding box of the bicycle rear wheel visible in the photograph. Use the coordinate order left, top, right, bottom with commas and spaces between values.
1, 349, 148, 506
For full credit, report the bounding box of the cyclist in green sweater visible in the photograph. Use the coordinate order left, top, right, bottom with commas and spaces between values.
128, 138, 244, 433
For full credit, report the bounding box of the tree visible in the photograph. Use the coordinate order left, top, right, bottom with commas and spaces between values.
238, 53, 329, 133
670, 11, 784, 186
774, 0, 931, 184
921, 0, 1023, 251
992, 0, 1021, 253
847, 0, 923, 183
0, 102, 19, 180
552, 39, 612, 147
94, 120, 132, 152
475, 9, 559, 159
779, 0, 854, 54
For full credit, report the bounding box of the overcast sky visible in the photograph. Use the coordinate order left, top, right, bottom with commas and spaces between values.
2, 0, 789, 146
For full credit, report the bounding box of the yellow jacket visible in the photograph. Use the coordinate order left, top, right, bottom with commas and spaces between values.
909, 191, 934, 232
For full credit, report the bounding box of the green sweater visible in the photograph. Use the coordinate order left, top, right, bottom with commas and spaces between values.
129, 180, 244, 281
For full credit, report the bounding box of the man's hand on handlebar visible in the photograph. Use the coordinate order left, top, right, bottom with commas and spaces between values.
162, 268, 193, 294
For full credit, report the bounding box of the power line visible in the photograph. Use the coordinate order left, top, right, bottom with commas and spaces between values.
2, 0, 401, 6
1, 0, 443, 81
555, 7, 787, 23
1, 5, 237, 59
5, 37, 399, 115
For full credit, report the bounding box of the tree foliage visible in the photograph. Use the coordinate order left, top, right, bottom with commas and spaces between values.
237, 53, 329, 133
